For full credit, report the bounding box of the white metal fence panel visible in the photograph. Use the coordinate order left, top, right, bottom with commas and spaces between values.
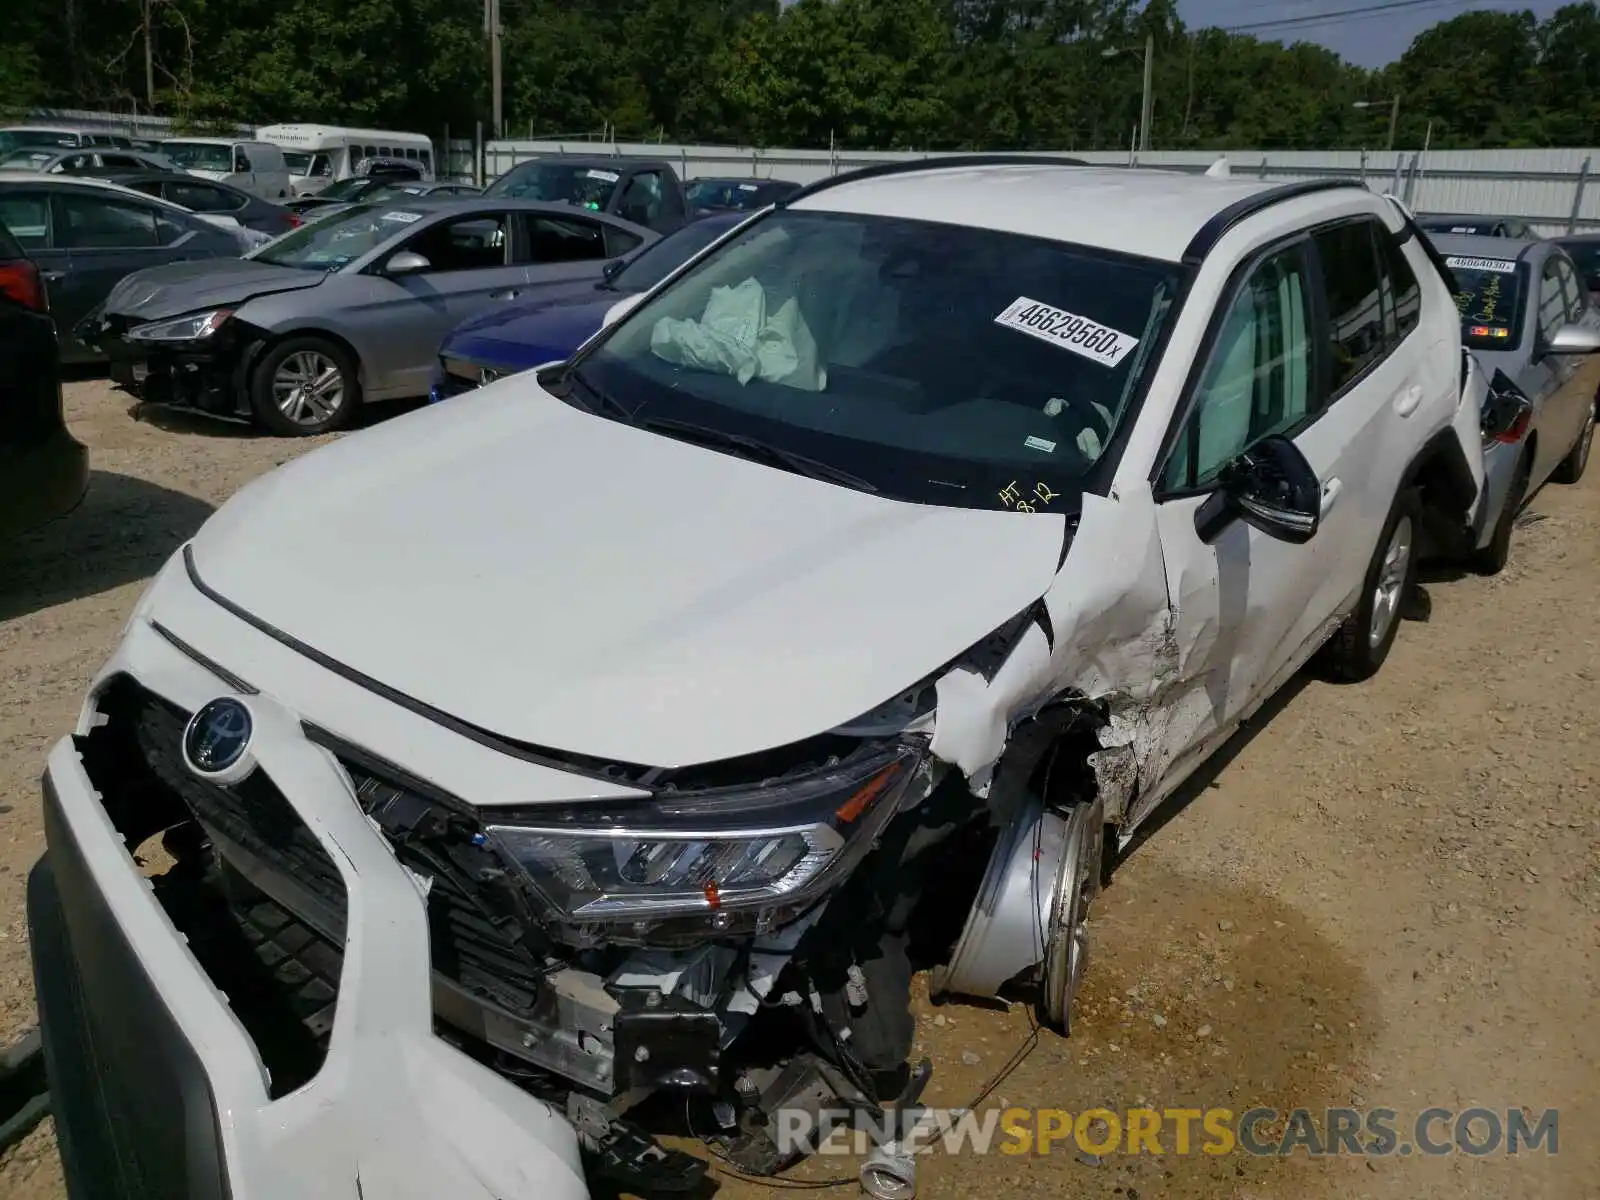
443, 139, 1600, 238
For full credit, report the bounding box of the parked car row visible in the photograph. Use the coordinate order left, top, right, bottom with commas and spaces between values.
31, 160, 1581, 1200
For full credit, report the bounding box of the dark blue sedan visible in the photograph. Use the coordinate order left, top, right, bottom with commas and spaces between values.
430, 210, 746, 401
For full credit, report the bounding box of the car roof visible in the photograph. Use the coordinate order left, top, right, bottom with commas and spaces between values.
507, 154, 671, 171
1418, 212, 1518, 227
692, 176, 797, 185
0, 170, 200, 214
1557, 231, 1600, 243
791, 163, 1286, 262
1429, 233, 1541, 262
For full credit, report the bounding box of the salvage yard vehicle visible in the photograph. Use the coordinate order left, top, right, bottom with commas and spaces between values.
101, 169, 303, 240
485, 154, 691, 233
85, 199, 657, 434
431, 209, 746, 401
256, 124, 436, 196
0, 213, 87, 539
1434, 234, 1600, 573
29, 158, 1485, 1200
1417, 212, 1538, 239
0, 174, 247, 362
160, 137, 293, 202
685, 176, 802, 216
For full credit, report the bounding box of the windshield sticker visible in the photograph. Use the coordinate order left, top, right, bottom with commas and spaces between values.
1455, 268, 1511, 328
1445, 256, 1517, 274
587, 169, 621, 183
1468, 325, 1511, 339
738, 183, 758, 191
379, 210, 423, 223
993, 297, 1139, 367
1024, 435, 1057, 453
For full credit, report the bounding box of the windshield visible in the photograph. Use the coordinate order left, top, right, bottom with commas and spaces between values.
1444, 254, 1526, 350
364, 182, 430, 202
1421, 217, 1502, 236
686, 180, 771, 211
485, 161, 619, 210
282, 151, 312, 174
316, 177, 384, 202
164, 141, 233, 171
573, 211, 1178, 509
252, 204, 423, 271
0, 130, 78, 155
612, 216, 741, 292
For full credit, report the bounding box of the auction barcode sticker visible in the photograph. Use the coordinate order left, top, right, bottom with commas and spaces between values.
994, 297, 1140, 368
1445, 256, 1517, 275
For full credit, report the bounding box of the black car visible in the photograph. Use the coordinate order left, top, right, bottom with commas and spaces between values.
685, 176, 801, 217
1416, 212, 1538, 239
0, 177, 244, 362
98, 170, 301, 239
484, 154, 690, 233
0, 215, 87, 539
285, 168, 430, 217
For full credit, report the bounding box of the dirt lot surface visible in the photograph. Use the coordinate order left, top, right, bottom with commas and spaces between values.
1, 380, 1596, 1200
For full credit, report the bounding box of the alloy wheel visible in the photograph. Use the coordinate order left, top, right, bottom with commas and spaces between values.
1368, 515, 1414, 649
272, 350, 346, 427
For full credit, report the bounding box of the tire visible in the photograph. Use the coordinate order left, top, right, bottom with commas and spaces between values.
1552, 396, 1595, 484
1038, 794, 1105, 1034
249, 335, 361, 436
1320, 487, 1421, 683
1470, 453, 1531, 576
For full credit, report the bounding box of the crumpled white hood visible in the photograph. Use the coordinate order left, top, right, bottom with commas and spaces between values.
187, 380, 1066, 767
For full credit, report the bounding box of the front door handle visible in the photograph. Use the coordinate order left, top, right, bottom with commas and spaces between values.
1395, 384, 1424, 417
490, 288, 520, 301
41, 270, 66, 282
1320, 477, 1343, 515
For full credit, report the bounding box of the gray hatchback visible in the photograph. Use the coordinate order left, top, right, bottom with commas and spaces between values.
85, 198, 657, 435
1435, 234, 1600, 571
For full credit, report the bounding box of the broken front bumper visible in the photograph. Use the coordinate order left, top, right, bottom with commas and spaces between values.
86, 313, 254, 419
28, 615, 590, 1200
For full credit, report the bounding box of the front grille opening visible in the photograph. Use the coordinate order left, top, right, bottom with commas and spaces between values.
77, 675, 347, 1097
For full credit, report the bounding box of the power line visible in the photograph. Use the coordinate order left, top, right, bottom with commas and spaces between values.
1223, 0, 1474, 33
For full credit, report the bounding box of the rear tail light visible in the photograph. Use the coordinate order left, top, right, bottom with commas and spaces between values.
287, 213, 303, 228
0, 259, 47, 312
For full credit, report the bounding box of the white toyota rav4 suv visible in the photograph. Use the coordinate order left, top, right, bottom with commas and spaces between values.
30, 159, 1484, 1199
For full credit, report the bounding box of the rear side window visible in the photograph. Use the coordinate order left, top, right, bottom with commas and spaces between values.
1312, 220, 1386, 395
57, 194, 161, 249
168, 180, 243, 213
1537, 261, 1567, 342
0, 193, 51, 249
1554, 255, 1586, 320
521, 214, 608, 263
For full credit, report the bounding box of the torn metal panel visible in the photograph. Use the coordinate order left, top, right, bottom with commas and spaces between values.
929, 486, 1179, 816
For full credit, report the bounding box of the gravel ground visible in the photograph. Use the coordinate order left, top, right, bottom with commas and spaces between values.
1, 380, 1596, 1199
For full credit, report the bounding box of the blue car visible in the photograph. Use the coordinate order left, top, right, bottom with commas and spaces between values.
430, 210, 746, 401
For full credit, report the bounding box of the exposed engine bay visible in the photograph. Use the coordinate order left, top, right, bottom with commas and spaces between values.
82, 672, 1110, 1196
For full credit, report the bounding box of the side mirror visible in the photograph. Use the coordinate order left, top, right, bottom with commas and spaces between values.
1195, 434, 1321, 545
600, 292, 645, 329
387, 250, 431, 275
1543, 322, 1600, 357
601, 257, 626, 281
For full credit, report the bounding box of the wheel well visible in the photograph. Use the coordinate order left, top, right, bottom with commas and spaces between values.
1405, 430, 1478, 524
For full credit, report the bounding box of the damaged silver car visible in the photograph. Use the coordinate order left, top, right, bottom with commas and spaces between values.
29, 157, 1485, 1200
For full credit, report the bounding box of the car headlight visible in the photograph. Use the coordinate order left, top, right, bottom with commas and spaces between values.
485, 740, 926, 943
127, 308, 233, 343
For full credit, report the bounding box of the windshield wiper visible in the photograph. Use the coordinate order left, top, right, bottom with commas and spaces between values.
637, 417, 877, 493
565, 365, 637, 423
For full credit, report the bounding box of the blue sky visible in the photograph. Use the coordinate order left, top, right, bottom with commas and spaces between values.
1177, 0, 1567, 67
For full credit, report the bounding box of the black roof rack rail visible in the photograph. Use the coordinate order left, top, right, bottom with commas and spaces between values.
779, 153, 1092, 207
1181, 178, 1370, 264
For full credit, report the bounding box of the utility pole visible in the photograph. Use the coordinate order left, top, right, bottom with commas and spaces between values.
1139, 32, 1154, 154
142, 0, 155, 110
1386, 94, 1400, 152
484, 0, 503, 139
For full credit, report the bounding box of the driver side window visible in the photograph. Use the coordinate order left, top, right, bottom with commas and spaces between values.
1163, 243, 1314, 492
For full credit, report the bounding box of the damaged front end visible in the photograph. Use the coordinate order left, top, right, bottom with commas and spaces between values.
81, 306, 260, 420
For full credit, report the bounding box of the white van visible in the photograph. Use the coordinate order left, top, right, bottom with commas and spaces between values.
159, 138, 293, 201
255, 124, 435, 197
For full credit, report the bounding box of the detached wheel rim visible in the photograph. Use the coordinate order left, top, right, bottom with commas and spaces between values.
272, 350, 346, 426
1369, 514, 1413, 649
1041, 800, 1104, 1032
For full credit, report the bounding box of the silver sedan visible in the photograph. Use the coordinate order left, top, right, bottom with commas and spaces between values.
1435, 234, 1600, 571
87, 198, 657, 435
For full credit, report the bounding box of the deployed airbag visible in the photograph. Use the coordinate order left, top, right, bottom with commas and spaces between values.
650, 278, 825, 391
